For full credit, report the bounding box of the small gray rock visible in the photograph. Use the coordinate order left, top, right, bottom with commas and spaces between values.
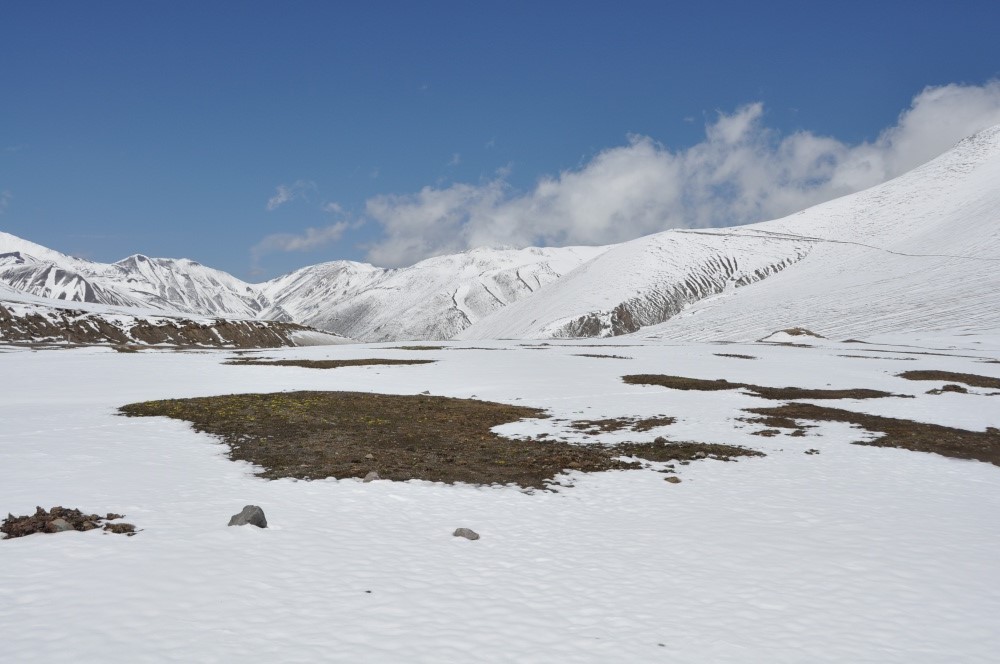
664, 476, 682, 484
363, 471, 381, 483
228, 505, 267, 528
694, 451, 707, 459
47, 517, 74, 533
453, 527, 480, 540
364, 453, 375, 460
654, 436, 668, 444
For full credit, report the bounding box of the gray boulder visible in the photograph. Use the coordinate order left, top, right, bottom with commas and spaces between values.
363, 471, 381, 483
228, 505, 267, 528
47, 517, 74, 533
453, 527, 480, 540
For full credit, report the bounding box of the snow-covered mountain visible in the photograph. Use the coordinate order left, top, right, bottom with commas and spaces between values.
0, 231, 605, 342
3, 124, 999, 343
461, 124, 1000, 341
261, 246, 606, 342
0, 233, 265, 317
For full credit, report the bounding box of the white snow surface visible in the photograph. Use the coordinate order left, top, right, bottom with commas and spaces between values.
2, 334, 999, 662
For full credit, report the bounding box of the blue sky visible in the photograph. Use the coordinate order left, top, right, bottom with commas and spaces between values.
2, 1, 999, 279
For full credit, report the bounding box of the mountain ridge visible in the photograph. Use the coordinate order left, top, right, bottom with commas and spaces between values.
2, 124, 999, 343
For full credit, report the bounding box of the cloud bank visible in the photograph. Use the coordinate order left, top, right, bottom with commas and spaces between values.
361, 81, 1000, 267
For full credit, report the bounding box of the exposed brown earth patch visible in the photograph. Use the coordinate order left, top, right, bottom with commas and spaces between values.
738, 413, 814, 436
714, 353, 757, 360
897, 370, 1000, 390
569, 415, 676, 434
572, 353, 632, 359
927, 384, 968, 395
747, 403, 1000, 466
615, 440, 762, 462
119, 392, 761, 488
838, 354, 916, 361
2, 506, 136, 539
120, 392, 634, 489
623, 374, 899, 400
225, 358, 436, 370
390, 345, 445, 351
778, 327, 825, 338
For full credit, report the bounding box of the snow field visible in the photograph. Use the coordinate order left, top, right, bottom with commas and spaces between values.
1, 337, 999, 662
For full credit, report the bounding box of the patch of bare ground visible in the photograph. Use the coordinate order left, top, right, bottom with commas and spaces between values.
714, 353, 757, 360
572, 353, 632, 360
225, 358, 436, 369
616, 440, 763, 462
747, 403, 1000, 466
897, 370, 1000, 390
623, 375, 899, 400
119, 392, 760, 488
389, 345, 445, 351
119, 392, 642, 489
781, 327, 825, 338
2, 507, 136, 539
738, 413, 813, 437
844, 348, 987, 360
838, 354, 916, 361
569, 415, 676, 434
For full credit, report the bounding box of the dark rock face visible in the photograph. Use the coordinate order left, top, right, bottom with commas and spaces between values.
228, 505, 267, 528
453, 527, 480, 540
553, 252, 809, 338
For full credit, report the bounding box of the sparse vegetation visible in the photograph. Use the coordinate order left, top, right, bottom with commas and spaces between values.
225, 358, 436, 369
569, 415, 675, 434
897, 370, 1000, 390
616, 440, 762, 462
748, 403, 1000, 466
623, 374, 899, 400
119, 392, 760, 488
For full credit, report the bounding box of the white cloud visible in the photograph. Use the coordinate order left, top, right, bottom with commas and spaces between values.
251, 201, 359, 267
266, 180, 315, 211
252, 222, 351, 258
0, 190, 11, 214
448, 153, 461, 166
363, 81, 1000, 267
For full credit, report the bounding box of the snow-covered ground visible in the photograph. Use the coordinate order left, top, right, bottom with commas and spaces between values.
2, 334, 999, 662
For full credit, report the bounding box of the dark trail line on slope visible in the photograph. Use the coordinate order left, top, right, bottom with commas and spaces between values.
674, 229, 1000, 263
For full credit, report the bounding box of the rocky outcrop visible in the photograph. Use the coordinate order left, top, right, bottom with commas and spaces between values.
0, 301, 341, 348
549, 252, 809, 338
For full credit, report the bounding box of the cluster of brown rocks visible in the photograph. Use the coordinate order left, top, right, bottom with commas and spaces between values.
1, 506, 136, 538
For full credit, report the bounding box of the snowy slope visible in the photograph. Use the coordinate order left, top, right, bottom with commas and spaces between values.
273, 246, 607, 342
459, 232, 812, 339
462, 124, 1000, 341
636, 124, 1000, 341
